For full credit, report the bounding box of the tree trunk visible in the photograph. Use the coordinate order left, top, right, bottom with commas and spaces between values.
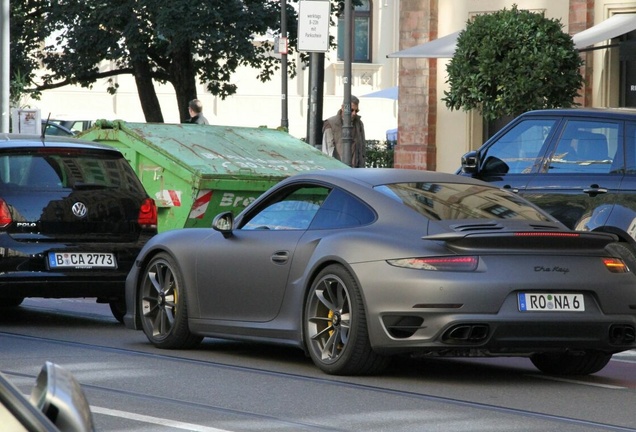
132, 60, 164, 123
169, 44, 199, 123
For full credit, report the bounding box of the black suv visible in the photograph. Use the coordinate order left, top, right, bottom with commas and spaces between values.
0, 134, 157, 322
459, 108, 636, 252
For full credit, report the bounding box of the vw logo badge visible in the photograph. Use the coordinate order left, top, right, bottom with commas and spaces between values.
72, 202, 88, 218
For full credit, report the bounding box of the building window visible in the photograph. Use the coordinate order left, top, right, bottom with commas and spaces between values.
337, 0, 372, 63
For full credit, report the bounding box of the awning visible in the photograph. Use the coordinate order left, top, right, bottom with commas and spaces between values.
572, 13, 636, 50
388, 13, 636, 59
361, 86, 398, 100
387, 31, 459, 58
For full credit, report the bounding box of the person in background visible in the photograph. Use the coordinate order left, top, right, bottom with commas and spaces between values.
322, 96, 366, 168
188, 99, 209, 124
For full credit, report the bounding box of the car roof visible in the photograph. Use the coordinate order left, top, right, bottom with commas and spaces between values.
292, 168, 493, 188
0, 133, 119, 152
521, 107, 636, 119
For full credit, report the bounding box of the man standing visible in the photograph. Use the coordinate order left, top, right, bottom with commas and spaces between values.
322, 96, 366, 168
188, 99, 209, 124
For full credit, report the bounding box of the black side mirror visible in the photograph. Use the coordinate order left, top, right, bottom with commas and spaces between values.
213, 211, 234, 238
461, 151, 479, 174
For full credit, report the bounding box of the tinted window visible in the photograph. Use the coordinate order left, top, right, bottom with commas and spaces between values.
481, 119, 557, 174
626, 123, 636, 173
310, 188, 375, 229
0, 149, 145, 193
548, 120, 621, 174
375, 182, 552, 222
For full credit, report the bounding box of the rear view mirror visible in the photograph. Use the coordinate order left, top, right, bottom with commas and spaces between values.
30, 362, 94, 432
461, 151, 479, 174
213, 211, 234, 238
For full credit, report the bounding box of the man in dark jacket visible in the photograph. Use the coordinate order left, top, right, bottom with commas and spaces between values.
188, 99, 209, 124
321, 96, 366, 167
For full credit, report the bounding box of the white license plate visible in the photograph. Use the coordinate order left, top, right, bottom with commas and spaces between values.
518, 293, 585, 312
49, 252, 117, 269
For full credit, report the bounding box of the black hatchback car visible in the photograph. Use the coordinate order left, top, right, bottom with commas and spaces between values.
459, 108, 636, 254
0, 134, 157, 322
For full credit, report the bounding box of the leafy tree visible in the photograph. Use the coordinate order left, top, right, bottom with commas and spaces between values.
9, 0, 49, 106
442, 5, 584, 122
34, 0, 303, 123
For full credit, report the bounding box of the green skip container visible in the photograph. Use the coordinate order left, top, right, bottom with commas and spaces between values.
79, 120, 349, 232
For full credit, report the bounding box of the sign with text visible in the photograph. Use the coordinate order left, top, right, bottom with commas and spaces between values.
298, 0, 330, 52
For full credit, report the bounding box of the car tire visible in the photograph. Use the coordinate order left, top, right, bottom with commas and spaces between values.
530, 351, 612, 375
1, 298, 24, 308
108, 299, 126, 324
138, 252, 203, 349
304, 264, 390, 375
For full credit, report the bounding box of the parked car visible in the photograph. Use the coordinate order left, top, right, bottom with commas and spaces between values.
459, 108, 636, 251
0, 134, 158, 322
41, 121, 75, 137
0, 362, 94, 431
124, 168, 636, 376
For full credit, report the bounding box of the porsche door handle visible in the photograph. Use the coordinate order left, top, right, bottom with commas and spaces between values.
271, 251, 290, 265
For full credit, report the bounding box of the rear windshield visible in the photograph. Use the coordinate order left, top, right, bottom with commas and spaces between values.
375, 182, 553, 222
0, 149, 146, 194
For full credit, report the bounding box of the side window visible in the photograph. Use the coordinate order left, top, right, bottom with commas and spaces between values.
481, 119, 557, 174
548, 120, 620, 174
310, 188, 375, 229
242, 185, 330, 231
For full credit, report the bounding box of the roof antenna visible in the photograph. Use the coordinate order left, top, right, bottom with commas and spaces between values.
41, 112, 51, 145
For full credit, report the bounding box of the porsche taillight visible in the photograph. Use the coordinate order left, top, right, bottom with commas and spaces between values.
138, 198, 157, 229
0, 199, 11, 228
387, 256, 479, 272
603, 257, 629, 273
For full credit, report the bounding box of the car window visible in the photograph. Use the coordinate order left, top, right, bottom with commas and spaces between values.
0, 150, 146, 193
481, 119, 557, 174
547, 120, 620, 174
310, 188, 376, 229
375, 182, 552, 222
242, 185, 329, 230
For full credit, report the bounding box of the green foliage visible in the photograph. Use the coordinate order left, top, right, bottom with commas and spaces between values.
9, 0, 50, 104
9, 0, 350, 121
365, 140, 394, 168
442, 5, 584, 121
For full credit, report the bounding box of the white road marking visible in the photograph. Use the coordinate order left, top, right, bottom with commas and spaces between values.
527, 374, 627, 389
91, 406, 234, 432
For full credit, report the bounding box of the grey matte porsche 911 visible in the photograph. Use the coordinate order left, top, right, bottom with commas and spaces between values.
123, 169, 636, 376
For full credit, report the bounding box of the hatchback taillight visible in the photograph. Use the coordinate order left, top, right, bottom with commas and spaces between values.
138, 198, 157, 228
0, 199, 11, 228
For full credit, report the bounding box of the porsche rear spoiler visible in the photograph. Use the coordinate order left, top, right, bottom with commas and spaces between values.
422, 231, 619, 253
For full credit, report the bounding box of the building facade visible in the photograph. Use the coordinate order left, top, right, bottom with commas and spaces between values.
396, 0, 636, 173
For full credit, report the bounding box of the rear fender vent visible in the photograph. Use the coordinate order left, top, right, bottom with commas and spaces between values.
382, 315, 425, 339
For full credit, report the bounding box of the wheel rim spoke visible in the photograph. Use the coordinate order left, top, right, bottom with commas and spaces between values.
308, 275, 351, 363
142, 260, 177, 337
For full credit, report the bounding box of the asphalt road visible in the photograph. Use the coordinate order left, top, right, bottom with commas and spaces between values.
1, 298, 635, 431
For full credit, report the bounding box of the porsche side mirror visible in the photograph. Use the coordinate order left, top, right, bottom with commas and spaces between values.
213, 211, 234, 238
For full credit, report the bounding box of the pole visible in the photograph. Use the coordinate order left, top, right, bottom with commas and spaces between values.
280, 0, 289, 131
306, 52, 324, 149
342, 0, 353, 166
0, 0, 9, 133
